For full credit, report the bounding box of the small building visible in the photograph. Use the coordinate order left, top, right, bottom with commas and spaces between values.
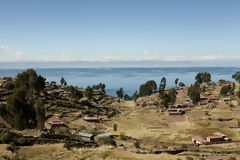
192, 136, 208, 145
206, 135, 223, 143
223, 97, 231, 102
83, 116, 102, 123
48, 118, 64, 130
208, 97, 219, 101
95, 104, 104, 108
168, 108, 185, 115
48, 118, 64, 125
200, 96, 208, 100
72, 132, 94, 141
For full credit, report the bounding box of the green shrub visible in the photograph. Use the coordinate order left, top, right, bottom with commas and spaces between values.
0, 133, 11, 144
134, 140, 140, 148
63, 141, 75, 150
186, 156, 194, 160
228, 157, 236, 160
120, 132, 128, 140
100, 151, 109, 160
17, 137, 27, 146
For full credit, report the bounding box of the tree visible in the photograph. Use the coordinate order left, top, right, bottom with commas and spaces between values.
220, 85, 231, 96
195, 72, 211, 84
132, 90, 138, 102
6, 88, 35, 130
2, 69, 46, 130
175, 78, 179, 86
85, 86, 93, 100
195, 73, 203, 84
179, 82, 185, 87
69, 85, 83, 101
201, 85, 206, 93
15, 68, 45, 93
202, 72, 211, 83
92, 83, 106, 94
139, 80, 157, 97
134, 140, 140, 148
4, 82, 14, 90
237, 87, 240, 98
60, 77, 66, 85
159, 77, 166, 98
168, 88, 178, 104
162, 94, 170, 108
232, 71, 240, 83
35, 99, 45, 130
232, 82, 235, 92
188, 82, 201, 104
124, 94, 131, 100
116, 87, 124, 99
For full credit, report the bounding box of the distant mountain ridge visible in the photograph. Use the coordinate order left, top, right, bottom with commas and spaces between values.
0, 60, 240, 69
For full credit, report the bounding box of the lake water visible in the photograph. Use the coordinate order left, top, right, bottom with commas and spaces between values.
0, 67, 239, 97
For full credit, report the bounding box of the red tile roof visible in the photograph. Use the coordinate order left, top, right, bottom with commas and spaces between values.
48, 118, 64, 125
192, 136, 208, 143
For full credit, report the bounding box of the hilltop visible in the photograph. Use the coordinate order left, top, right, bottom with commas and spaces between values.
1, 69, 240, 160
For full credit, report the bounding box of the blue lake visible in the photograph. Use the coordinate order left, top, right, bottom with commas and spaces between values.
0, 67, 239, 97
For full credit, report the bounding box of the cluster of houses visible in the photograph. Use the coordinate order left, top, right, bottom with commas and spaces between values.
47, 117, 113, 142
192, 132, 232, 145
48, 115, 105, 129
199, 96, 231, 105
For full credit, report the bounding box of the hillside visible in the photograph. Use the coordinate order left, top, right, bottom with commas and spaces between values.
1, 73, 240, 160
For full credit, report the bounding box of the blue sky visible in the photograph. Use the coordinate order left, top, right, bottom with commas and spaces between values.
0, 0, 240, 64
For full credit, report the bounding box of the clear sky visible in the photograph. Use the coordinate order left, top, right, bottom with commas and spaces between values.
0, 0, 240, 64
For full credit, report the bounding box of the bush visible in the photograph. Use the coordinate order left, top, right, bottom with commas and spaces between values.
220, 85, 231, 96
186, 156, 194, 160
120, 132, 128, 140
6, 142, 17, 153
0, 133, 11, 144
63, 141, 75, 150
77, 125, 86, 132
134, 140, 140, 148
17, 137, 27, 146
97, 137, 116, 146
228, 157, 236, 160
100, 151, 109, 160
4, 82, 14, 90
181, 144, 187, 149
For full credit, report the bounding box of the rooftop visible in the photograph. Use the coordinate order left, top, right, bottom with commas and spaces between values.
192, 136, 208, 143
73, 132, 94, 138
97, 132, 113, 137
